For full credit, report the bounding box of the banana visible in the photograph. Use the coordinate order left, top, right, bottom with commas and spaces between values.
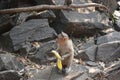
51, 50, 62, 60
51, 50, 62, 70
57, 59, 62, 70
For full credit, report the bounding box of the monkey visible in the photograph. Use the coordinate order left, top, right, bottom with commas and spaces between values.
56, 32, 74, 74
64, 0, 73, 6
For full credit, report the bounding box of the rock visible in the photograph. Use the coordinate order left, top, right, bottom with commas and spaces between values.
80, 39, 95, 50
110, 10, 120, 31
92, 0, 117, 13
78, 45, 97, 61
28, 64, 87, 80
96, 41, 120, 63
0, 33, 13, 52
86, 61, 99, 67
16, 12, 31, 25
107, 69, 120, 80
0, 0, 18, 9
0, 53, 24, 71
75, 73, 93, 80
105, 61, 120, 80
29, 40, 57, 64
26, 10, 56, 23
0, 14, 16, 34
0, 70, 21, 80
9, 19, 57, 51
53, 10, 109, 37
97, 31, 120, 45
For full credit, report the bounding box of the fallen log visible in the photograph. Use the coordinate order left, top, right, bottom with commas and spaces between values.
0, 3, 109, 14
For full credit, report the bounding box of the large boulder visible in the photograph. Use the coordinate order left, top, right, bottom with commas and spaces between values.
9, 19, 57, 51
53, 10, 110, 37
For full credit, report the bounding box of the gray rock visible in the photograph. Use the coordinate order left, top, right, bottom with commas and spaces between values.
106, 61, 120, 80
92, 0, 117, 13
53, 10, 109, 37
86, 61, 99, 67
0, 33, 13, 52
28, 64, 87, 80
78, 45, 97, 61
29, 40, 57, 64
96, 41, 120, 63
97, 31, 120, 45
0, 53, 24, 71
85, 45, 97, 61
80, 40, 95, 50
107, 69, 120, 80
75, 73, 93, 80
26, 10, 56, 23
0, 70, 21, 80
16, 12, 30, 25
0, 14, 16, 34
9, 19, 57, 51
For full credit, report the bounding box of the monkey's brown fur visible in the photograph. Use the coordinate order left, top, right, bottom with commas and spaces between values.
56, 32, 74, 72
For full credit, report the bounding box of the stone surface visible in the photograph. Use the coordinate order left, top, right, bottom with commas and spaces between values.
0, 33, 13, 52
97, 41, 120, 63
0, 70, 21, 80
53, 10, 109, 37
9, 19, 57, 51
0, 53, 24, 71
105, 61, 120, 80
0, 0, 18, 9
29, 40, 57, 64
97, 31, 120, 45
78, 45, 97, 61
86, 61, 99, 67
114, 11, 120, 31
92, 0, 117, 13
27, 63, 87, 80
26, 10, 56, 23
0, 14, 16, 34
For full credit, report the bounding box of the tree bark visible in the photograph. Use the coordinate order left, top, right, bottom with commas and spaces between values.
0, 3, 108, 14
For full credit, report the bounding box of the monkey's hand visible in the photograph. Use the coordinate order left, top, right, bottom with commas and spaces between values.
61, 53, 71, 60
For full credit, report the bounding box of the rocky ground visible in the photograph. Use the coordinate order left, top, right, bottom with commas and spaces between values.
0, 0, 120, 80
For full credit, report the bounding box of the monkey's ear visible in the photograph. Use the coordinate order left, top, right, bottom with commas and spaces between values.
61, 32, 69, 38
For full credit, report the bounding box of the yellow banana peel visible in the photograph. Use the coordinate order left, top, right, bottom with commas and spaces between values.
57, 59, 62, 70
51, 50, 62, 60
51, 50, 62, 70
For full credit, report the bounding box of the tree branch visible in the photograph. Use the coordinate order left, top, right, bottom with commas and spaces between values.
0, 3, 109, 14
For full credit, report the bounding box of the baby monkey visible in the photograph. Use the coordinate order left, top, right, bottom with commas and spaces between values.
56, 32, 74, 74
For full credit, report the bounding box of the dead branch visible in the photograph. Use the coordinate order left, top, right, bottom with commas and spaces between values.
0, 3, 109, 14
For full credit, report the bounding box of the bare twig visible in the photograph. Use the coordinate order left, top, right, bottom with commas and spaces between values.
0, 3, 108, 14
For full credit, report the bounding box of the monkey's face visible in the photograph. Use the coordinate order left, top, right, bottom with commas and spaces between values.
56, 36, 68, 46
